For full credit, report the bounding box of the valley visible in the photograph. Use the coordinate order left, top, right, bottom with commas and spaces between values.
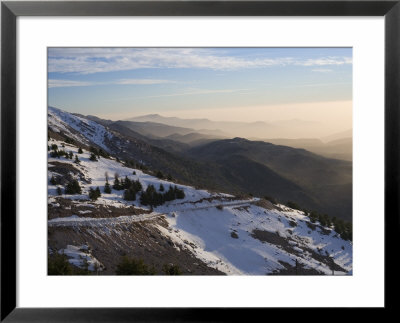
48, 107, 353, 275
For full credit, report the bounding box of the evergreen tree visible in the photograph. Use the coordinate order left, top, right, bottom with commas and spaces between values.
133, 180, 142, 191
56, 186, 62, 195
65, 180, 82, 195
50, 150, 59, 158
50, 175, 57, 185
89, 153, 98, 161
89, 187, 101, 201
122, 176, 132, 189
68, 151, 73, 159
104, 181, 112, 194
74, 155, 80, 164
164, 185, 175, 202
174, 186, 185, 199
113, 173, 121, 190
159, 183, 164, 192
123, 187, 136, 201
78, 147, 83, 154
156, 170, 164, 179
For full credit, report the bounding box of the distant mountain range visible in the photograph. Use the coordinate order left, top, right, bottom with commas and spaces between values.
49, 107, 352, 221
126, 114, 325, 139
257, 136, 352, 161
126, 114, 352, 159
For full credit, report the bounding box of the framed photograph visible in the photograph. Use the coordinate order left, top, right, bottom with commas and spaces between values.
1, 0, 398, 320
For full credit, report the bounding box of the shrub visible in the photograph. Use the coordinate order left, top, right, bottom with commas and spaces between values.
306, 222, 316, 231
264, 195, 277, 204
48, 253, 72, 275
115, 257, 155, 275
216, 205, 223, 210
56, 187, 62, 195
162, 264, 182, 275
287, 201, 301, 210
156, 171, 164, 179
230, 231, 239, 239
65, 136, 75, 144
89, 153, 98, 161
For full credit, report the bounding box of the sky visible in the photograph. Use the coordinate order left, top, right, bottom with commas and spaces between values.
48, 47, 352, 136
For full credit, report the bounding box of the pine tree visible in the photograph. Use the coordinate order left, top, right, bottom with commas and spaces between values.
123, 187, 136, 201
113, 173, 121, 190
68, 151, 73, 159
65, 180, 82, 195
56, 186, 62, 195
89, 153, 98, 161
74, 155, 80, 164
89, 188, 96, 200
159, 184, 164, 192
89, 187, 101, 201
78, 147, 83, 154
50, 175, 57, 185
95, 187, 101, 198
104, 181, 112, 194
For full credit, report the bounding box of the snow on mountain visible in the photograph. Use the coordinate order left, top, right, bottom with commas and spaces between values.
48, 137, 352, 275
48, 106, 113, 152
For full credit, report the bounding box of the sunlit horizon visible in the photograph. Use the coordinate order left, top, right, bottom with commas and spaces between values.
48, 47, 352, 138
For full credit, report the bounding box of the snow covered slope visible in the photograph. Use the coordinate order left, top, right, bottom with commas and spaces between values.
48, 106, 113, 152
48, 138, 352, 275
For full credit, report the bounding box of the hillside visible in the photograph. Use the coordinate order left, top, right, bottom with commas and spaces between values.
259, 137, 352, 161
187, 138, 352, 221
48, 137, 352, 275
48, 107, 352, 221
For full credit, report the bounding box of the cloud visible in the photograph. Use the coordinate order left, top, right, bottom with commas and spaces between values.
107, 88, 249, 102
48, 78, 175, 88
114, 79, 176, 85
48, 79, 95, 88
311, 69, 334, 73
48, 48, 352, 74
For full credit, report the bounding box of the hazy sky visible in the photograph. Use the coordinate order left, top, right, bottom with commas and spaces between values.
48, 47, 352, 136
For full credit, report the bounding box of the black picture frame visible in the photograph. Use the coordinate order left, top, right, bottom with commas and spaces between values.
1, 0, 398, 321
